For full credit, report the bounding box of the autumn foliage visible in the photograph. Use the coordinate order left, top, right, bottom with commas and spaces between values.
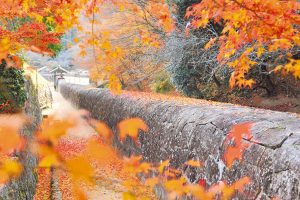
0, 0, 299, 90
73, 0, 175, 93
0, 0, 299, 199
186, 0, 300, 88
0, 115, 25, 184
0, 105, 255, 199
0, 0, 80, 61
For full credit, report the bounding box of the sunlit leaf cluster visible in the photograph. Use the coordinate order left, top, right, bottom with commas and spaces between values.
186, 0, 300, 88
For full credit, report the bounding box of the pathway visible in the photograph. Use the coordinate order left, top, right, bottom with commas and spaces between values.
39, 87, 129, 200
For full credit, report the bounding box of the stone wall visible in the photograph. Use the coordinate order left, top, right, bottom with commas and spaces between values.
0, 79, 41, 200
59, 83, 300, 200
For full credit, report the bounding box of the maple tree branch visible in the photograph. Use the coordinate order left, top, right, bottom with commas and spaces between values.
230, 0, 274, 27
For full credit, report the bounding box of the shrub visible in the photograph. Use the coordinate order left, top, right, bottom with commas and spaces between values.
0, 60, 27, 113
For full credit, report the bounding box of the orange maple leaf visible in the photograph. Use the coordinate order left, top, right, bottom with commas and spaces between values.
90, 119, 113, 142
208, 176, 251, 199
223, 122, 253, 168
85, 139, 118, 166
37, 115, 76, 145
118, 118, 149, 143
65, 155, 95, 184
123, 155, 153, 174
0, 114, 26, 155
0, 158, 23, 184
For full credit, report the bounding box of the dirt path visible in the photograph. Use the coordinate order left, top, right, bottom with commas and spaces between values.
42, 88, 125, 200
43, 87, 96, 138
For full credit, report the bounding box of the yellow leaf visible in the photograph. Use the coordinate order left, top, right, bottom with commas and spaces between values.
158, 160, 169, 174
145, 177, 159, 187
101, 41, 111, 50
256, 46, 265, 58
80, 50, 87, 57
35, 15, 43, 23
245, 47, 254, 55
2, 159, 22, 177
274, 65, 283, 73
123, 192, 136, 200
108, 74, 122, 94
66, 156, 95, 184
133, 37, 139, 44
0, 159, 22, 184
136, 162, 152, 174
289, 59, 300, 79
86, 140, 117, 166
39, 154, 60, 168
90, 119, 113, 140
46, 16, 55, 24
73, 38, 80, 43
90, 119, 113, 142
123, 155, 142, 173
118, 118, 149, 143
186, 184, 213, 200
0, 170, 9, 184
104, 65, 113, 72
119, 5, 125, 11
244, 79, 255, 89
205, 38, 216, 50
164, 177, 187, 195
22, 0, 36, 11
292, 36, 300, 46
38, 116, 76, 144
0, 114, 26, 155
216, 177, 251, 199
185, 159, 202, 167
